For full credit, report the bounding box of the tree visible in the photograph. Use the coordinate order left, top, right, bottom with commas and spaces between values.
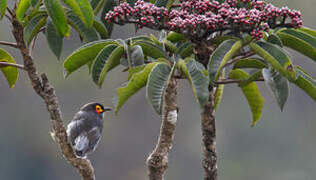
63, 0, 316, 179
0, 0, 109, 179
0, 0, 315, 180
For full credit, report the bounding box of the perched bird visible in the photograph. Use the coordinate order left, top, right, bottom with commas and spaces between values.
67, 102, 111, 157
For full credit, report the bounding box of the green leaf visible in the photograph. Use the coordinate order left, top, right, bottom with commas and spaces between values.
133, 41, 168, 59
45, 18, 63, 59
166, 31, 186, 43
249, 41, 296, 81
115, 62, 160, 113
130, 45, 144, 66
101, 0, 115, 36
229, 69, 264, 126
128, 35, 153, 43
92, 45, 124, 87
239, 70, 262, 87
208, 39, 243, 85
297, 26, 316, 38
178, 59, 209, 109
176, 42, 193, 58
155, 0, 168, 7
0, 48, 18, 88
91, 0, 102, 9
155, 0, 174, 9
62, 0, 94, 27
210, 35, 238, 46
93, 17, 108, 39
127, 65, 145, 81
87, 60, 93, 74
146, 63, 172, 114
214, 69, 225, 110
16, 0, 31, 22
276, 29, 316, 61
262, 68, 289, 111
267, 34, 283, 47
43, 0, 69, 36
91, 0, 105, 14
0, 0, 7, 20
31, 0, 40, 7
163, 39, 177, 53
233, 58, 267, 69
293, 66, 316, 101
67, 11, 99, 42
63, 39, 117, 77
24, 13, 47, 46
126, 0, 138, 6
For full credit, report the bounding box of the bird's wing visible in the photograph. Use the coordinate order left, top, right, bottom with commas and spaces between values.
73, 127, 101, 157
87, 127, 102, 153
74, 132, 89, 156
67, 112, 88, 146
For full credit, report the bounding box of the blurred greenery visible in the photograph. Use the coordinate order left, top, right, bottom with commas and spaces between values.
0, 1, 315, 179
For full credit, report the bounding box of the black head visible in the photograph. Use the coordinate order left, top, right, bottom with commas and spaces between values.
80, 102, 112, 114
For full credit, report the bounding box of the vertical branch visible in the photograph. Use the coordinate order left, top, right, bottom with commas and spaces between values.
194, 42, 218, 180
9, 11, 95, 180
201, 89, 217, 180
147, 78, 178, 180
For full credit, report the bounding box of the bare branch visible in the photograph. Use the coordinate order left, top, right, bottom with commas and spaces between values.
6, 7, 14, 17
10, 16, 95, 180
0, 61, 25, 70
0, 41, 18, 48
5, 14, 12, 21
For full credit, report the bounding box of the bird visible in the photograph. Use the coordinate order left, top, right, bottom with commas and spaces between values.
66, 102, 111, 158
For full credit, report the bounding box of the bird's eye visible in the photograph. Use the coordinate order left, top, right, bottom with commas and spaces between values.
95, 105, 103, 114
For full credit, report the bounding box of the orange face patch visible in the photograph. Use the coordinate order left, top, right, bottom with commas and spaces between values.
95, 105, 103, 114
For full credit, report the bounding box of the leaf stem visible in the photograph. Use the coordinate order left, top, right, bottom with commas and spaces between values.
0, 41, 19, 48
224, 51, 255, 68
215, 78, 264, 85
0, 61, 25, 70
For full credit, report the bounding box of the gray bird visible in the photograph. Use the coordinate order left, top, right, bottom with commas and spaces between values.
67, 102, 111, 157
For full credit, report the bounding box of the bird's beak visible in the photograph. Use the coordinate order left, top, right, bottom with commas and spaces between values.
104, 107, 112, 111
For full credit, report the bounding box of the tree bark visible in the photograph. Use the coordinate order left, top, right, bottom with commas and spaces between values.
10, 11, 95, 180
194, 41, 218, 180
147, 78, 178, 180
201, 89, 217, 180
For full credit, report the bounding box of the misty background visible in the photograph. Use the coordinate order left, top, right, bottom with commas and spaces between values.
0, 0, 315, 179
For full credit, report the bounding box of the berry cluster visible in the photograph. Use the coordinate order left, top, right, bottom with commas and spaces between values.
105, 0, 302, 40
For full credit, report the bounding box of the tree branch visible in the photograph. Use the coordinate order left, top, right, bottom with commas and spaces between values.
147, 77, 178, 180
201, 89, 217, 180
6, 7, 14, 17
0, 41, 18, 48
224, 51, 256, 68
10, 13, 95, 180
0, 61, 25, 70
194, 43, 218, 180
5, 14, 12, 21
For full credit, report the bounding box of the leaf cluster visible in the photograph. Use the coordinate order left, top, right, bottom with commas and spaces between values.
0, 0, 115, 87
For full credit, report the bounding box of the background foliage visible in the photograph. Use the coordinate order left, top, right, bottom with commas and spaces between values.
0, 0, 315, 179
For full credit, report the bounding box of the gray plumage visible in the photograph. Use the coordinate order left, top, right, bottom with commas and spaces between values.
66, 102, 111, 157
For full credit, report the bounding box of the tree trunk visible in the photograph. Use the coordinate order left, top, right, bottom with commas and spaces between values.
10, 10, 95, 180
201, 89, 217, 180
147, 78, 178, 180
193, 41, 218, 180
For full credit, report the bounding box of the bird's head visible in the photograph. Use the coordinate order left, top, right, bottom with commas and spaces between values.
80, 102, 112, 115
